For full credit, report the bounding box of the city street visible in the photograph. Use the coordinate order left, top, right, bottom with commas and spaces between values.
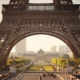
14, 73, 60, 80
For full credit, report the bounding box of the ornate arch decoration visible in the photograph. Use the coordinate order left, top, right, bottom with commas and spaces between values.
3, 30, 79, 59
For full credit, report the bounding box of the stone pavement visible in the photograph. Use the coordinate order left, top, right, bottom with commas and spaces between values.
11, 73, 61, 80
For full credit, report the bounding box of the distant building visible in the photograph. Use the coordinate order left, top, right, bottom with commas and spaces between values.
15, 39, 26, 55
24, 49, 60, 63
9, 52, 17, 57
50, 46, 57, 52
59, 45, 71, 54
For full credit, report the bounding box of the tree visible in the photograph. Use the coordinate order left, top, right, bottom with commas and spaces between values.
63, 54, 70, 59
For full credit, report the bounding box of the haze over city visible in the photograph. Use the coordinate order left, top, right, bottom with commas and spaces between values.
11, 35, 67, 52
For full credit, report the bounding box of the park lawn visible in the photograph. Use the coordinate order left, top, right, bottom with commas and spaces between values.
43, 65, 54, 71
29, 65, 43, 71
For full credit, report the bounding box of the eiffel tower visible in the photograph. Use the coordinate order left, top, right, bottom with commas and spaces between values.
0, 0, 80, 65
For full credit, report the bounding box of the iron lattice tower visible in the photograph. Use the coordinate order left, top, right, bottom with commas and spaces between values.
0, 0, 80, 65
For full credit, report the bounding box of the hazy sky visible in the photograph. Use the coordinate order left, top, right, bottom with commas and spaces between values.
26, 35, 66, 52
11, 35, 66, 52
0, 0, 80, 52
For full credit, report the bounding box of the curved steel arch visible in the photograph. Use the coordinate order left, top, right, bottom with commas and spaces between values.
0, 24, 80, 65
4, 30, 79, 60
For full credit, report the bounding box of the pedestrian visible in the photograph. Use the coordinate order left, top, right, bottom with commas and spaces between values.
40, 75, 42, 80
9, 65, 17, 77
66, 65, 73, 74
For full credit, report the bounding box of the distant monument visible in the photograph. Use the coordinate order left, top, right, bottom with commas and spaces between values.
59, 45, 71, 54
24, 49, 60, 62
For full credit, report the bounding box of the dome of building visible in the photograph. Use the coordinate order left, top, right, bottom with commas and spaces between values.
37, 49, 44, 54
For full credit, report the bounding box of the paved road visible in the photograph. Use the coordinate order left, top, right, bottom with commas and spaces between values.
13, 73, 61, 80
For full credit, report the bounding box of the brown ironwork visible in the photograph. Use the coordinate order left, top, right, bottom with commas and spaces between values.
0, 0, 80, 65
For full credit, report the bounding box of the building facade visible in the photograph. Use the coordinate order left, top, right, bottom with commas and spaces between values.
24, 49, 60, 63
15, 39, 26, 54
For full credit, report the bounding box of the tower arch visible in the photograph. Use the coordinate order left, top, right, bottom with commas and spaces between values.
0, 0, 80, 65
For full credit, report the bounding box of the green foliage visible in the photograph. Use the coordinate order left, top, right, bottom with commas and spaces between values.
6, 58, 31, 66
51, 58, 68, 68
62, 54, 70, 59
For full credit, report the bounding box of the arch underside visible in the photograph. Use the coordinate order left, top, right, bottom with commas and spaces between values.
0, 28, 79, 65
0, 20, 80, 65
12, 30, 80, 58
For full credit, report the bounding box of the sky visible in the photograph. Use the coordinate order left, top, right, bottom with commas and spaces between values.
26, 35, 66, 52
11, 35, 66, 52
0, 0, 80, 52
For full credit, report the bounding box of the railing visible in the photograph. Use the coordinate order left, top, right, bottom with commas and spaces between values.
3, 4, 80, 12
1, 71, 80, 80
59, 72, 80, 80
0, 74, 10, 80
